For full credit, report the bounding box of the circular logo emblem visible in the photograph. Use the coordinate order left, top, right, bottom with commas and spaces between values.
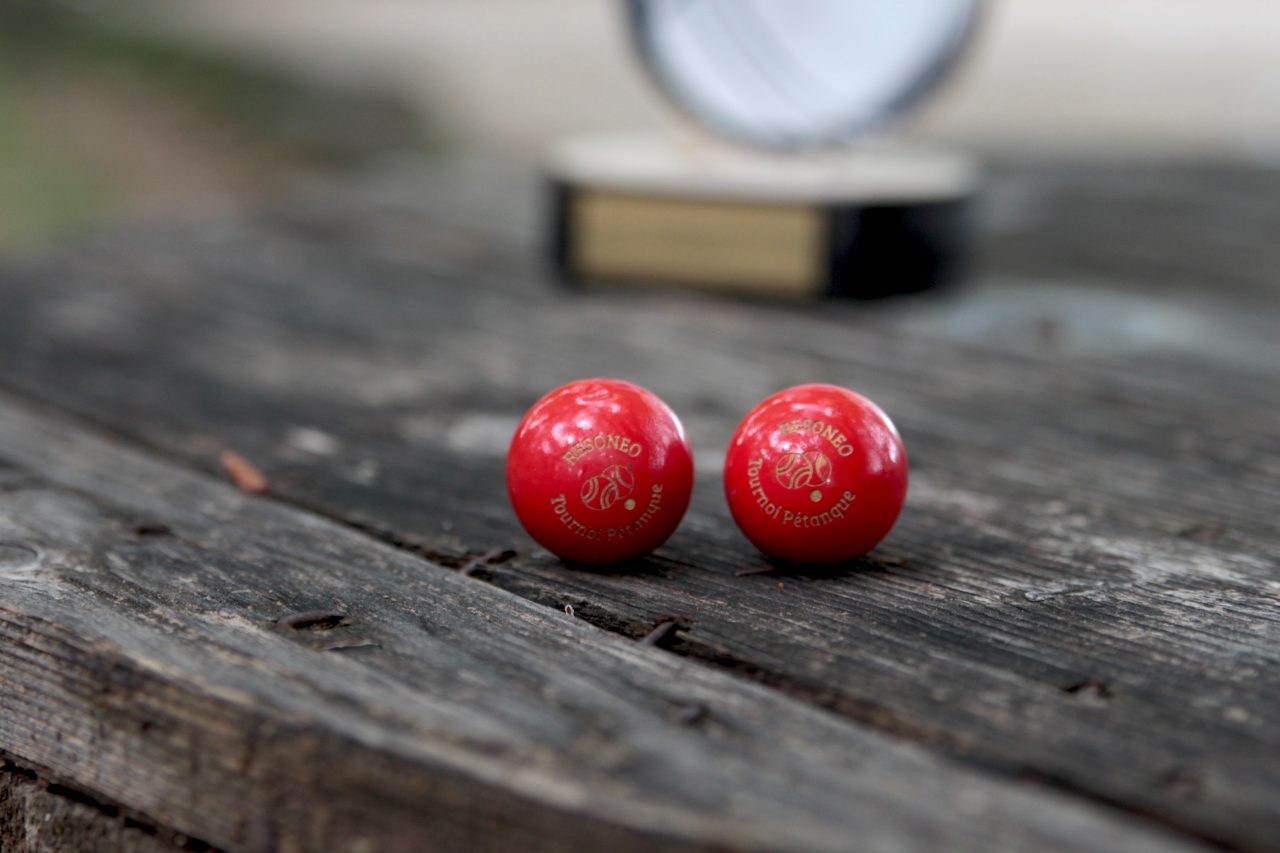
580, 464, 636, 511
775, 451, 832, 499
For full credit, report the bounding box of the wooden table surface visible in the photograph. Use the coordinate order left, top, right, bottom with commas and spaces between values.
0, 158, 1277, 853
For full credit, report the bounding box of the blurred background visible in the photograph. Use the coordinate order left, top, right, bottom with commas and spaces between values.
1, 0, 1277, 251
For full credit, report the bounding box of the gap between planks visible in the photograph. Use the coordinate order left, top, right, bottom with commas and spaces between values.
0, 754, 217, 853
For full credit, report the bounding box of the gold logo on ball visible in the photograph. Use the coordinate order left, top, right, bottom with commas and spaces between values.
774, 451, 832, 502
580, 464, 636, 511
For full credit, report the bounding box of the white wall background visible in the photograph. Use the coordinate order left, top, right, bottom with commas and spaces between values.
145, 0, 1280, 161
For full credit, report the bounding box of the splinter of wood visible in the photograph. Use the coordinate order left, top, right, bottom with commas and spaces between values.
735, 565, 777, 577
220, 450, 269, 494
640, 617, 681, 647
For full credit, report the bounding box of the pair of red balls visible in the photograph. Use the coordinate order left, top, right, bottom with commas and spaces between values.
507, 379, 908, 565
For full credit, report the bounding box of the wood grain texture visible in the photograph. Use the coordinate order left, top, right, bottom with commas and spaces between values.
0, 393, 1203, 853
0, 161, 1276, 848
1, 762, 180, 853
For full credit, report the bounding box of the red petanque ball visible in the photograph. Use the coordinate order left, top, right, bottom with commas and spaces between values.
724, 384, 908, 563
507, 378, 694, 563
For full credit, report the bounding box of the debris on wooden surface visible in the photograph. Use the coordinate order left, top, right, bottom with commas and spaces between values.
220, 450, 269, 494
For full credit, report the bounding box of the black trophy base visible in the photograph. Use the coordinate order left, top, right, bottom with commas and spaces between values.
547, 132, 977, 299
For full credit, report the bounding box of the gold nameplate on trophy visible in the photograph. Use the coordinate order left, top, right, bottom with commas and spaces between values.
568, 190, 825, 295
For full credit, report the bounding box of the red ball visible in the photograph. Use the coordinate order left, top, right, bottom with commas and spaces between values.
724, 384, 908, 563
507, 378, 694, 563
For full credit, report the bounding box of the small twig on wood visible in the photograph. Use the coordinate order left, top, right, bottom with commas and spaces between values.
459, 547, 517, 577
735, 565, 777, 577
277, 610, 346, 630
220, 450, 269, 494
640, 617, 681, 647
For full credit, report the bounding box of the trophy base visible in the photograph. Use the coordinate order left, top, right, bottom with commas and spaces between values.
547, 131, 978, 299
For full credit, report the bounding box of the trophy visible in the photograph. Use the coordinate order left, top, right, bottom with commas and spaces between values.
548, 0, 983, 299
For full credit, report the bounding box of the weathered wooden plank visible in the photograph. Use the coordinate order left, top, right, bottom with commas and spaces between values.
0, 393, 1204, 852
0, 163, 1277, 848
